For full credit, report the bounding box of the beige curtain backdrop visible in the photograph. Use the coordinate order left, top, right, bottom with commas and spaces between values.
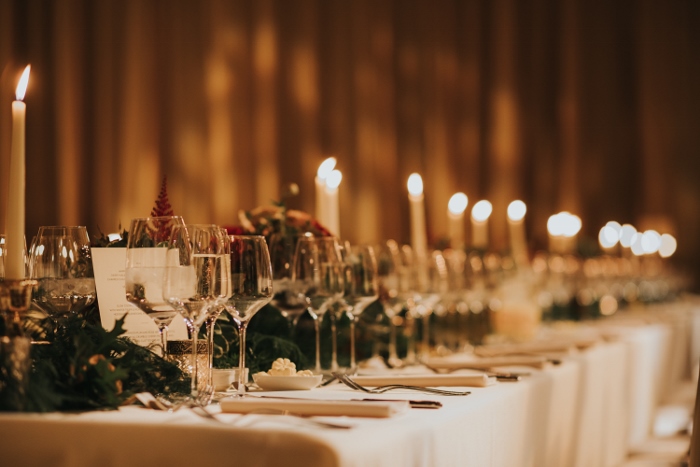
1, 0, 699, 283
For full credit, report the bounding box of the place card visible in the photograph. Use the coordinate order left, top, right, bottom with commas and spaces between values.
91, 247, 187, 346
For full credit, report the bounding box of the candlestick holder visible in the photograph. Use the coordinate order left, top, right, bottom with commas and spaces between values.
0, 279, 37, 337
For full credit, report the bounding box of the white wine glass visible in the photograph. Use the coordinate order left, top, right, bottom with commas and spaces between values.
30, 226, 96, 319
292, 236, 344, 373
163, 224, 230, 399
224, 235, 273, 396
340, 243, 378, 371
125, 216, 185, 357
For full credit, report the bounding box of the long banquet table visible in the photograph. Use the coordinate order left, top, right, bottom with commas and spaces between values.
1, 300, 698, 467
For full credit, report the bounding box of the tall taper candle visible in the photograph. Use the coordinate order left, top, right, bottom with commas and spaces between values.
447, 193, 468, 250
315, 157, 336, 228
507, 200, 528, 265
5, 65, 31, 279
407, 173, 427, 259
471, 200, 492, 249
325, 169, 342, 237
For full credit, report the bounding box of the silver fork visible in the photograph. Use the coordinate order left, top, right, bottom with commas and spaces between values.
332, 373, 471, 396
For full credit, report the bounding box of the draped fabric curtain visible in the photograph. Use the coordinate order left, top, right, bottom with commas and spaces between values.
1, 0, 699, 282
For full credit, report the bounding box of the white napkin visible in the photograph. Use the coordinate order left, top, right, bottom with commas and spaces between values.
425, 355, 552, 370
474, 339, 597, 358
351, 373, 493, 388
219, 397, 409, 418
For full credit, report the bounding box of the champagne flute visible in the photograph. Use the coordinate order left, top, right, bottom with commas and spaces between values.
292, 236, 344, 374
340, 243, 378, 371
125, 216, 185, 357
30, 226, 96, 319
224, 235, 273, 396
163, 224, 230, 399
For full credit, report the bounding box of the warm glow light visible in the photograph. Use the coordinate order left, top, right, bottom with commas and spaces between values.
659, 234, 677, 258
630, 233, 645, 256
562, 214, 582, 238
507, 200, 527, 222
619, 224, 637, 248
599, 226, 619, 248
471, 200, 492, 222
606, 221, 622, 235
317, 157, 336, 180
407, 173, 424, 196
547, 213, 566, 236
15, 65, 31, 101
326, 169, 342, 189
641, 230, 661, 254
448, 193, 468, 215
548, 212, 580, 237
599, 295, 618, 316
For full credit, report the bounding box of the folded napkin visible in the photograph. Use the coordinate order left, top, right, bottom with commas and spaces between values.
425, 355, 551, 370
219, 397, 409, 418
351, 373, 493, 388
474, 339, 598, 358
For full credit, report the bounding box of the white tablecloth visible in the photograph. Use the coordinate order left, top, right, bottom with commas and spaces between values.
0, 305, 695, 467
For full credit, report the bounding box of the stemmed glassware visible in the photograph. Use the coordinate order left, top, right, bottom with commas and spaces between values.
29, 226, 96, 320
340, 243, 378, 372
268, 233, 309, 327
292, 236, 344, 374
163, 224, 230, 398
125, 216, 185, 357
224, 235, 273, 396
0, 234, 30, 279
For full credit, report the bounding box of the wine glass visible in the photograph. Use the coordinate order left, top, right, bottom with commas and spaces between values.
163, 224, 231, 399
0, 234, 29, 279
340, 243, 378, 372
125, 216, 185, 357
292, 236, 344, 374
29, 226, 96, 319
268, 233, 309, 327
224, 235, 273, 396
204, 227, 232, 386
413, 250, 448, 361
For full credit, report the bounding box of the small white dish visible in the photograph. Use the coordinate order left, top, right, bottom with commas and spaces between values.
252, 373, 323, 391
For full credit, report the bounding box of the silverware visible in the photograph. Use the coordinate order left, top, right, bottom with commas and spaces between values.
332, 372, 471, 396
249, 394, 442, 409
353, 398, 442, 409
424, 365, 525, 381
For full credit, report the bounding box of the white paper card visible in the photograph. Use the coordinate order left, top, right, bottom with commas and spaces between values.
91, 247, 187, 347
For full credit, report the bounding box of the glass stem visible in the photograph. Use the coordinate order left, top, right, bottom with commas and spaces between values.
330, 312, 338, 372
159, 325, 169, 358
205, 317, 215, 390
314, 316, 321, 374
349, 316, 356, 372
421, 314, 431, 362
237, 322, 248, 396
191, 324, 200, 397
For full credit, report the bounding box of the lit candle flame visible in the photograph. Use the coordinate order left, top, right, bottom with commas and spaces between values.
317, 157, 336, 180
507, 200, 527, 222
448, 192, 468, 215
15, 65, 31, 101
407, 173, 423, 196
471, 200, 492, 222
659, 234, 677, 258
619, 224, 637, 248
326, 169, 342, 189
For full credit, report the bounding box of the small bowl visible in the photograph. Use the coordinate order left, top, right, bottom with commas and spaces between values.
213, 368, 249, 391
252, 373, 323, 391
